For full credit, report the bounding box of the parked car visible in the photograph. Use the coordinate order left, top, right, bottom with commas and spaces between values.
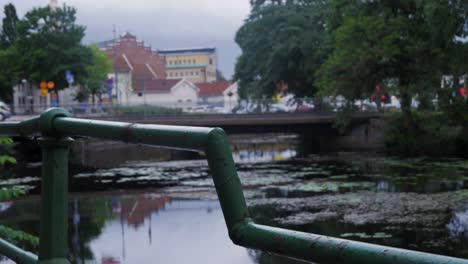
0, 102, 11, 121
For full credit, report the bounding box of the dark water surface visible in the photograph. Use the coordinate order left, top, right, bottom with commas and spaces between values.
0, 133, 467, 263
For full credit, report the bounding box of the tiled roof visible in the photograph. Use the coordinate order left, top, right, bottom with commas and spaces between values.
133, 78, 181, 93
196, 81, 230, 96
113, 54, 132, 72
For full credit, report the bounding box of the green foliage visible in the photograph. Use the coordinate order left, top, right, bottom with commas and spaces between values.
385, 111, 467, 157
234, 0, 330, 99
317, 0, 467, 132
83, 45, 112, 102
14, 4, 92, 89
0, 187, 25, 200
0, 225, 38, 251
0, 137, 15, 165
0, 4, 20, 102
216, 69, 227, 81
0, 3, 19, 48
118, 105, 182, 116
334, 106, 355, 133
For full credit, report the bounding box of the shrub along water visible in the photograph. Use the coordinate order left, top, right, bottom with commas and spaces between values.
385, 103, 468, 157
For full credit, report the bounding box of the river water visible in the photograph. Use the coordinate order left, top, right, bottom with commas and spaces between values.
0, 133, 467, 263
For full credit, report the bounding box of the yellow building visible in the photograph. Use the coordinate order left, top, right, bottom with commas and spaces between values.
159, 47, 217, 83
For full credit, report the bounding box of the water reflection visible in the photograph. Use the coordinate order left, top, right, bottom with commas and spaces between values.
230, 134, 299, 163
448, 207, 468, 238
0, 194, 257, 264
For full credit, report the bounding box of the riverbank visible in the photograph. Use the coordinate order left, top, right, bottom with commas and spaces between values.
385, 111, 468, 158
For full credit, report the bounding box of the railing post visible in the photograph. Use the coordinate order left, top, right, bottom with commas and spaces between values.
38, 137, 73, 264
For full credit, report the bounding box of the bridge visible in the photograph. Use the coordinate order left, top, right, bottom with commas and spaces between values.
77, 112, 383, 134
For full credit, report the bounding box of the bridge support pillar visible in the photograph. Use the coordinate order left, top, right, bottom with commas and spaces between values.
38, 137, 73, 264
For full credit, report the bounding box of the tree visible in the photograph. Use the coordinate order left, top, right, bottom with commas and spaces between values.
234, 0, 330, 99
1, 3, 19, 48
216, 69, 227, 81
14, 4, 92, 91
317, 0, 467, 132
0, 3, 20, 102
84, 45, 112, 104
0, 48, 20, 102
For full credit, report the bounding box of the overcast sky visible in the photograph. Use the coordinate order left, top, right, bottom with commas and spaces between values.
0, 0, 251, 78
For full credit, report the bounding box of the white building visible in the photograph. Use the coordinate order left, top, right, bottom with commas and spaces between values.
223, 82, 239, 112
120, 78, 199, 107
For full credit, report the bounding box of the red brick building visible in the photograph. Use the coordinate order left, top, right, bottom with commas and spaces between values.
105, 32, 166, 80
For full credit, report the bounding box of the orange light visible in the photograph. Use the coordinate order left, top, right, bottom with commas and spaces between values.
47, 81, 55, 89
40, 81, 47, 90
40, 88, 48, 97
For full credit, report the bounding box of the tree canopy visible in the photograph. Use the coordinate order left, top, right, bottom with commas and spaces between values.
235, 0, 467, 132
83, 45, 112, 103
316, 0, 467, 130
1, 3, 19, 48
234, 0, 330, 99
14, 5, 92, 89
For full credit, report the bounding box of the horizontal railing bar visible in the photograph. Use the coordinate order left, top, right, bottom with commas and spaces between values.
53, 117, 212, 152
0, 238, 38, 264
234, 222, 466, 264
0, 117, 40, 137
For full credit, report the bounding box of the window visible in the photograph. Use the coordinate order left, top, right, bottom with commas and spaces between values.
183, 59, 186, 64
193, 59, 196, 64
178, 99, 183, 103
138, 92, 143, 97
190, 72, 194, 76
187, 99, 192, 102
209, 58, 213, 65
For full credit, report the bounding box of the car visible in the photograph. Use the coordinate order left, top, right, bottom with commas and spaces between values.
0, 102, 11, 121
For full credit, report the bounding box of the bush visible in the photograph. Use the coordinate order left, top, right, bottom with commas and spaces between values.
385, 111, 467, 157
117, 105, 182, 116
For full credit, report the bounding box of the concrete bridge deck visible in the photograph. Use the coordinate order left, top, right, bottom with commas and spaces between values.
86, 112, 380, 125
81, 112, 382, 134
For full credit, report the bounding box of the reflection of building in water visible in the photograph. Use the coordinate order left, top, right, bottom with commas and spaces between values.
230, 134, 299, 163
120, 195, 171, 228
232, 141, 298, 163
102, 256, 121, 264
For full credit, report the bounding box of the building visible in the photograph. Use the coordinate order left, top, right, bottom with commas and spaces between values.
223, 82, 239, 112
123, 78, 199, 107
13, 82, 49, 114
159, 47, 217, 83
196, 81, 230, 105
104, 32, 167, 104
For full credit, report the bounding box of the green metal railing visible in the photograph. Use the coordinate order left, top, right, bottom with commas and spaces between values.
0, 108, 467, 264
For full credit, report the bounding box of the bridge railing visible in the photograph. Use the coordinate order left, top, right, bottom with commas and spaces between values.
0, 108, 466, 264
9, 97, 384, 118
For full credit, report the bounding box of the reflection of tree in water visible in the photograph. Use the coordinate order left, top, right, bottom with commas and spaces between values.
248, 249, 311, 264
68, 194, 172, 263
69, 197, 112, 263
